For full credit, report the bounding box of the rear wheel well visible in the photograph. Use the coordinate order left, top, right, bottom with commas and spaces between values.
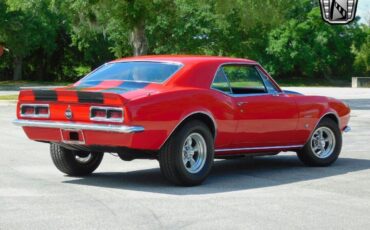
174, 113, 216, 139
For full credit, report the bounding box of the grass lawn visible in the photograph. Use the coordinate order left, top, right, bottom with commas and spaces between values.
0, 80, 72, 87
0, 95, 18, 100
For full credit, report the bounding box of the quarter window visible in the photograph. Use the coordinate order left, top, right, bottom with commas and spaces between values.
222, 65, 267, 95
257, 68, 279, 93
211, 69, 232, 93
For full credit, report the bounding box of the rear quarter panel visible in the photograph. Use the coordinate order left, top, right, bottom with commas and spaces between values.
124, 88, 237, 150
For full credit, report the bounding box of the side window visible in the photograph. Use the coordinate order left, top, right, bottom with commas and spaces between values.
257, 68, 279, 93
222, 65, 267, 95
211, 69, 232, 94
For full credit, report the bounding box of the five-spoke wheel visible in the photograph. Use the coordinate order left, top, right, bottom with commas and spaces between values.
182, 133, 207, 174
310, 127, 336, 159
297, 118, 342, 166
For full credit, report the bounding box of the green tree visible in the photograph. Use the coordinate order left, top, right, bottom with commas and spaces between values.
266, 6, 363, 79
0, 0, 58, 80
0, 0, 369, 82
352, 25, 370, 76
65, 0, 176, 57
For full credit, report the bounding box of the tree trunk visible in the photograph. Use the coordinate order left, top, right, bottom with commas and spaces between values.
130, 20, 148, 56
13, 56, 23, 81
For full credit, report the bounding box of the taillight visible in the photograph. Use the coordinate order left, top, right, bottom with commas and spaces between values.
20, 104, 49, 118
91, 109, 107, 118
90, 106, 123, 122
108, 110, 123, 119
36, 107, 49, 115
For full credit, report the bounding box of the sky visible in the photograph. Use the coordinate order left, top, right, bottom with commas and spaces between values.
358, 0, 370, 23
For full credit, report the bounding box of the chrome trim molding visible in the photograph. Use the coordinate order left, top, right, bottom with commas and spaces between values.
215, 145, 304, 152
343, 126, 351, 133
13, 119, 144, 133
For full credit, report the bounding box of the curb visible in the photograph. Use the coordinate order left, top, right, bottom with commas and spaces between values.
0, 100, 17, 105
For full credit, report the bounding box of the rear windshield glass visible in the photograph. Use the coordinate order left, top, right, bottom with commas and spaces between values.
80, 61, 182, 83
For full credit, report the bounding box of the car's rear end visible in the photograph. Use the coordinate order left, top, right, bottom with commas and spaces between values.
13, 88, 146, 151
14, 60, 186, 153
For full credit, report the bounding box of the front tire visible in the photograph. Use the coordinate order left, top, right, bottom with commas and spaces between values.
297, 118, 342, 166
50, 144, 104, 176
159, 120, 214, 186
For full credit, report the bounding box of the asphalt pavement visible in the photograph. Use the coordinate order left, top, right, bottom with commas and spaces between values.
0, 87, 369, 230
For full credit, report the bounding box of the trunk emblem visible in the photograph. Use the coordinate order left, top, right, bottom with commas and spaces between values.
65, 106, 73, 120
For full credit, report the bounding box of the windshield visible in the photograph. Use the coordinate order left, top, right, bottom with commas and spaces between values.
80, 61, 183, 83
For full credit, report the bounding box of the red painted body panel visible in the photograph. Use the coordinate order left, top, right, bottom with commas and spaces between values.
16, 55, 351, 154
231, 94, 299, 147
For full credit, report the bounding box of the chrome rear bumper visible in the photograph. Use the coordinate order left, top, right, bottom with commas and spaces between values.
13, 119, 144, 133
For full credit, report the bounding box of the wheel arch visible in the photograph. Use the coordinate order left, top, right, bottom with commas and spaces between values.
304, 111, 341, 145
321, 113, 340, 126
159, 111, 217, 149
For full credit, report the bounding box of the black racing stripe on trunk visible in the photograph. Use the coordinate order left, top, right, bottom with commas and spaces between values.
33, 90, 57, 101
77, 91, 104, 104
102, 81, 149, 94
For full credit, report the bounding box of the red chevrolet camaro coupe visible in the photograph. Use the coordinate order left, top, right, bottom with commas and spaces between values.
14, 56, 351, 186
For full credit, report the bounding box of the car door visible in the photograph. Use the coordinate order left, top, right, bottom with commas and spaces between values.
219, 64, 300, 148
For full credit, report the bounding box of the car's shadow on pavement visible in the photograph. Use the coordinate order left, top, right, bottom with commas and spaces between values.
63, 156, 370, 195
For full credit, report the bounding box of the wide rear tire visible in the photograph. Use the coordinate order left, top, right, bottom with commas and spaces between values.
50, 144, 104, 176
159, 120, 214, 186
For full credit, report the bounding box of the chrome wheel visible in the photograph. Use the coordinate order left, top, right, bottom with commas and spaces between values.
310, 127, 336, 159
182, 133, 207, 174
75, 153, 92, 163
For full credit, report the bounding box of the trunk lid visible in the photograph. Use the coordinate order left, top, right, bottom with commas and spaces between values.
16, 80, 157, 122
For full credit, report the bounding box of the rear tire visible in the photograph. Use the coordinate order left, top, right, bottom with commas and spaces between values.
297, 118, 342, 166
50, 144, 104, 176
159, 120, 214, 186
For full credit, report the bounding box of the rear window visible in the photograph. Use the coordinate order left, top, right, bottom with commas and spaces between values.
80, 61, 182, 83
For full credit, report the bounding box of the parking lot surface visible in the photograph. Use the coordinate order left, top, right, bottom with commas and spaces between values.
0, 87, 369, 229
